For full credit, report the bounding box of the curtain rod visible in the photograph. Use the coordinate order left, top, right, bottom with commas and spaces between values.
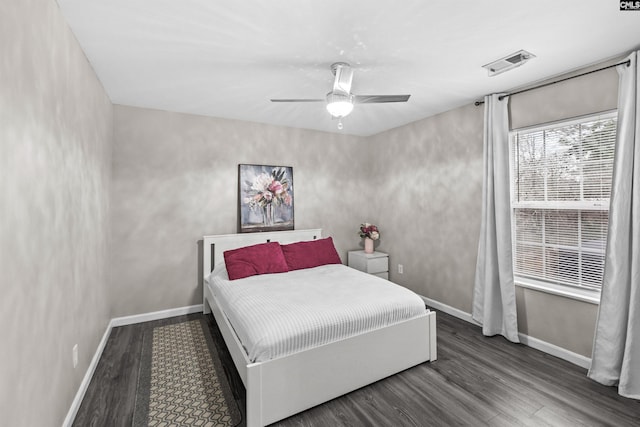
474, 59, 631, 106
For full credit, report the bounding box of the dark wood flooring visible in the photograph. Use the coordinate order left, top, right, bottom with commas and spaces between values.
73, 310, 640, 427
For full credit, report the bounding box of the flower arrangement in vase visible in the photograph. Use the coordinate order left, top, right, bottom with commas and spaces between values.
358, 223, 380, 254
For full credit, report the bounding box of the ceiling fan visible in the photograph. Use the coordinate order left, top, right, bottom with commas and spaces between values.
270, 62, 410, 129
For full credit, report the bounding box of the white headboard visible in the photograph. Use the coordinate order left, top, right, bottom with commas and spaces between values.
202, 229, 323, 279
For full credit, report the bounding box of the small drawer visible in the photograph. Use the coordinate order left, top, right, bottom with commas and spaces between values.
366, 256, 388, 274
372, 271, 389, 280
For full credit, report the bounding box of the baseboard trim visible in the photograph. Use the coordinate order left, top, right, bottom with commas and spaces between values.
421, 296, 481, 326
110, 304, 203, 327
421, 295, 591, 370
518, 332, 591, 369
62, 319, 113, 427
63, 304, 204, 426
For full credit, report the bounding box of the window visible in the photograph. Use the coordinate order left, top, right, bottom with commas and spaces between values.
509, 112, 617, 292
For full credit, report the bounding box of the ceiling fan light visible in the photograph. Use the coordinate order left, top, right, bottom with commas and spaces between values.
326, 92, 354, 118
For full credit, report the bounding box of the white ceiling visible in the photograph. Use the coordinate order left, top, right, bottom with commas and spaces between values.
57, 0, 640, 136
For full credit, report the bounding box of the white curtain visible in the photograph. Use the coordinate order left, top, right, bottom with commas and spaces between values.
589, 51, 640, 399
472, 94, 519, 343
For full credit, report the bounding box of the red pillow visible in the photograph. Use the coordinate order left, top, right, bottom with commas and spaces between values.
223, 242, 289, 280
280, 237, 342, 271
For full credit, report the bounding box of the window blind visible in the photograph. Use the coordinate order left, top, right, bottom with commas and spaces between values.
510, 112, 617, 290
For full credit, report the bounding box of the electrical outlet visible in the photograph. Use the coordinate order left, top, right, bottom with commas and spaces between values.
72, 344, 78, 369
398, 264, 404, 274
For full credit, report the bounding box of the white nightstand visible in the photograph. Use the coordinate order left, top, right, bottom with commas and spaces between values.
348, 250, 389, 280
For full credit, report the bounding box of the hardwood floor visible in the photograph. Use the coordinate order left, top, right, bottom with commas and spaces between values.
73, 310, 640, 426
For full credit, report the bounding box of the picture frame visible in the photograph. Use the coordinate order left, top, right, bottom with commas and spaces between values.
238, 164, 295, 233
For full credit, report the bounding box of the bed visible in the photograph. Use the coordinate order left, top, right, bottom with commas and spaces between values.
202, 229, 437, 427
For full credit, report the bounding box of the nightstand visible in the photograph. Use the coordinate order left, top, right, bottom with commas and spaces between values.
348, 250, 389, 280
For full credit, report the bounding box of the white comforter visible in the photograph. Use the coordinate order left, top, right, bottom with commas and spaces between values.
207, 264, 427, 363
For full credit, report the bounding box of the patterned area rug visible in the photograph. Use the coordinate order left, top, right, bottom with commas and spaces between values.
133, 318, 242, 427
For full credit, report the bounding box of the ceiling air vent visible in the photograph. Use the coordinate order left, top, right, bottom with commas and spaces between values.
482, 50, 535, 77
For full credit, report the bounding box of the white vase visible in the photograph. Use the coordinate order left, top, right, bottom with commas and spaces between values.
364, 237, 374, 254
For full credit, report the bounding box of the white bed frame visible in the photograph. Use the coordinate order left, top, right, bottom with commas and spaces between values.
202, 229, 437, 427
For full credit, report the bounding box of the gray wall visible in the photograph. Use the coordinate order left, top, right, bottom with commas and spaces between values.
111, 105, 368, 317
0, 1, 113, 426
367, 104, 484, 312
367, 62, 619, 357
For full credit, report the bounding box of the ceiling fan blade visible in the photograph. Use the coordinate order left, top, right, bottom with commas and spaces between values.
332, 63, 353, 94
270, 99, 324, 102
354, 94, 411, 103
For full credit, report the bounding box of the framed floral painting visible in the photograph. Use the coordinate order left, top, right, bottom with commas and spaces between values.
238, 164, 294, 233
